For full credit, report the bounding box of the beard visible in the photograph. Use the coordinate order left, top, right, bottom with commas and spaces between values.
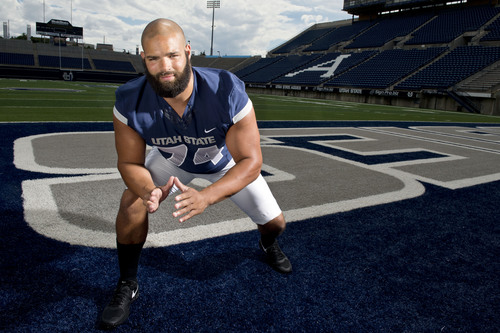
144, 54, 192, 98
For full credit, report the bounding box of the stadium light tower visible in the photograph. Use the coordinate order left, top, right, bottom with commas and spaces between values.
207, 0, 220, 56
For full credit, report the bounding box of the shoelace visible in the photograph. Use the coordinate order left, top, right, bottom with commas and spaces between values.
266, 242, 286, 261
109, 282, 135, 307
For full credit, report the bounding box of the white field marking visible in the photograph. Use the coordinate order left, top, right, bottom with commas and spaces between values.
2, 106, 111, 109
254, 96, 357, 108
456, 129, 496, 137
411, 126, 500, 142
20, 162, 295, 249
261, 126, 500, 189
476, 126, 500, 134
356, 127, 500, 189
14, 131, 117, 175
190, 163, 295, 188
18, 129, 426, 248
401, 109, 436, 114
362, 127, 500, 155
275, 132, 466, 168
19, 126, 500, 248
20, 150, 424, 248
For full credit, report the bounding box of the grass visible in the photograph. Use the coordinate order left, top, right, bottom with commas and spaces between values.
0, 79, 117, 121
1, 78, 499, 123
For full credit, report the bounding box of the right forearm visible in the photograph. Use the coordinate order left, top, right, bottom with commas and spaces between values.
118, 162, 156, 200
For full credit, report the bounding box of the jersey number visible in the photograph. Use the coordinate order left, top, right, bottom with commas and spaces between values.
158, 144, 223, 166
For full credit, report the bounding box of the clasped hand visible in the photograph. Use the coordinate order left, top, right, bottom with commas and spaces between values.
144, 176, 209, 223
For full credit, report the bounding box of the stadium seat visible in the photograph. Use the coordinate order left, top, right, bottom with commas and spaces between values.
396, 45, 500, 90
405, 5, 500, 45
0, 52, 35, 66
325, 48, 446, 89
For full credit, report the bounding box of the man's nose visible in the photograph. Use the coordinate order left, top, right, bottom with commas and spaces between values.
159, 57, 172, 72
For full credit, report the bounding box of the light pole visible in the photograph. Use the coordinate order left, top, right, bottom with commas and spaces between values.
207, 0, 220, 56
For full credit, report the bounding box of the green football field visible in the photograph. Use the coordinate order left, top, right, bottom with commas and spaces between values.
1, 78, 499, 123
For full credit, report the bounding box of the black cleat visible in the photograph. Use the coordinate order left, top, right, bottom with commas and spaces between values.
101, 280, 139, 329
259, 239, 292, 274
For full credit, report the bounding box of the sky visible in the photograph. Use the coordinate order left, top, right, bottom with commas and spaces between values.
1, 0, 353, 56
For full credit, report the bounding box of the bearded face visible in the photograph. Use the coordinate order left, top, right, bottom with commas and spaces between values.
143, 51, 192, 98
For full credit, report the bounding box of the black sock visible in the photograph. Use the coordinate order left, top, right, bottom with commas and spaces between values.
260, 235, 276, 249
117, 240, 145, 282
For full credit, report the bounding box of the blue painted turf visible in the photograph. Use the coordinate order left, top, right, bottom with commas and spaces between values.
1, 122, 499, 332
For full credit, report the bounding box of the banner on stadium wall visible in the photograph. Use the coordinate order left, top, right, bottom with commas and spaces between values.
261, 84, 420, 99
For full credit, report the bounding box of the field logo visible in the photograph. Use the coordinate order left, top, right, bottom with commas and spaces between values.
14, 125, 500, 248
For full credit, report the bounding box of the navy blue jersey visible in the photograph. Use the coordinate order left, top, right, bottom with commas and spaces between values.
113, 67, 253, 174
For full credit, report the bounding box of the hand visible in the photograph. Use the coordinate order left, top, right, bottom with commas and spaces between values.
172, 177, 209, 223
144, 176, 175, 213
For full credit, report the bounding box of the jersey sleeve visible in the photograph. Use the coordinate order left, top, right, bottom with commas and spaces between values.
113, 105, 128, 125
227, 73, 253, 124
112, 76, 146, 127
113, 83, 133, 127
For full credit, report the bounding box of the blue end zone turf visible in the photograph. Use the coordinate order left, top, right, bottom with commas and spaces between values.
1, 121, 499, 332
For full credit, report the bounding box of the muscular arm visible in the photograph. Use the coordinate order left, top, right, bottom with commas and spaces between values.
203, 106, 262, 203
113, 115, 159, 205
173, 107, 263, 222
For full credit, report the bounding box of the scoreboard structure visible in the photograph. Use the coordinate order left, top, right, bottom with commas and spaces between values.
36, 19, 83, 39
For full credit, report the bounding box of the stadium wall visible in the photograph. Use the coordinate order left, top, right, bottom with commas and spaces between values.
245, 86, 499, 116
0, 66, 141, 83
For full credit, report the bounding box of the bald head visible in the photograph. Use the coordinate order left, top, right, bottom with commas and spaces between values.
141, 19, 186, 49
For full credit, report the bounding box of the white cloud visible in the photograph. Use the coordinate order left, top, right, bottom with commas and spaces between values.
1, 0, 352, 56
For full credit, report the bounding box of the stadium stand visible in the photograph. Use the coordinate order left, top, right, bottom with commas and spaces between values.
325, 48, 447, 89
0, 52, 35, 66
272, 51, 376, 86
242, 2, 500, 115
303, 21, 373, 52
457, 61, 500, 92
0, 39, 252, 82
92, 59, 136, 72
405, 5, 500, 45
1, 1, 500, 114
234, 57, 285, 80
38, 55, 92, 70
395, 45, 500, 90
272, 27, 333, 54
481, 16, 500, 41
344, 13, 433, 49
238, 54, 322, 84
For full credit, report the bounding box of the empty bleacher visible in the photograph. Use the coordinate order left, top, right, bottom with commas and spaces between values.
272, 51, 376, 86
481, 16, 500, 41
396, 45, 500, 90
303, 21, 373, 52
38, 55, 92, 70
344, 13, 433, 49
235, 3, 500, 115
325, 48, 446, 89
0, 52, 35, 66
272, 27, 333, 54
405, 5, 500, 45
92, 59, 136, 72
190, 56, 256, 72
1, 2, 500, 114
238, 54, 320, 84
238, 54, 322, 84
234, 57, 285, 80
0, 39, 34, 54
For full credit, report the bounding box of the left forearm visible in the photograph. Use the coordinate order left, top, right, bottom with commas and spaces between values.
200, 157, 261, 205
